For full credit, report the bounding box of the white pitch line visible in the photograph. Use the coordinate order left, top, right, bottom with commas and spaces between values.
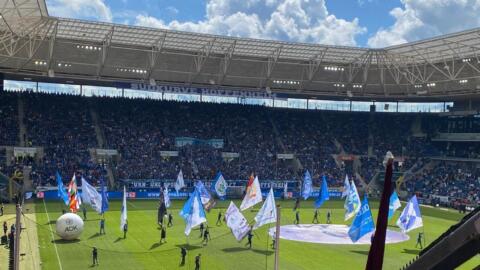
42, 199, 63, 270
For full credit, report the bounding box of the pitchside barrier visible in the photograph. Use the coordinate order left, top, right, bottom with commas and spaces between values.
34, 187, 343, 201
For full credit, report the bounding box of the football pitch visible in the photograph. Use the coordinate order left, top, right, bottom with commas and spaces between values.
31, 199, 480, 270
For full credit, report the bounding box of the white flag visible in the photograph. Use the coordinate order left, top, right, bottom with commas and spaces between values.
253, 188, 277, 230
120, 186, 127, 231
175, 170, 185, 194
240, 176, 263, 211
164, 184, 171, 208
341, 175, 351, 198
81, 177, 102, 214
225, 201, 250, 241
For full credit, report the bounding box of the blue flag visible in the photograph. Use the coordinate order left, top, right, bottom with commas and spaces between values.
388, 190, 401, 220
211, 172, 227, 200
314, 175, 330, 208
56, 172, 69, 205
348, 195, 375, 242
396, 195, 423, 232
100, 178, 109, 214
179, 189, 207, 236
302, 170, 313, 200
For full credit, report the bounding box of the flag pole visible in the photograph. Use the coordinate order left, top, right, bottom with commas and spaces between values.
274, 204, 281, 270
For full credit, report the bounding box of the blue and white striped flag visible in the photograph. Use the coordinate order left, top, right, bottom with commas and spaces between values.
396, 195, 423, 232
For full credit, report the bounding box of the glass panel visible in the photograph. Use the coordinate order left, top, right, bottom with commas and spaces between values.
83, 85, 122, 97
4, 80, 36, 92
38, 83, 80, 95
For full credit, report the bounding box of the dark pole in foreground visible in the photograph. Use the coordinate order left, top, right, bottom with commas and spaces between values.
14, 204, 21, 270
274, 205, 281, 270
366, 153, 394, 270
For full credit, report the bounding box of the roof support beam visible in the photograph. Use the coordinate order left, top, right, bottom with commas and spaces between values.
217, 40, 236, 86
300, 49, 327, 91
145, 32, 167, 82
188, 38, 216, 84
258, 45, 282, 89
96, 26, 114, 77
46, 20, 58, 72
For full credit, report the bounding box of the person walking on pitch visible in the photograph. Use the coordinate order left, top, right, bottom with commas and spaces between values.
3, 221, 7, 236
82, 206, 87, 220
202, 227, 211, 245
123, 221, 128, 239
271, 232, 276, 249
416, 232, 424, 249
160, 226, 167, 243
199, 223, 204, 238
326, 210, 332, 224
195, 254, 201, 270
246, 228, 253, 248
168, 213, 173, 227
180, 247, 187, 266
99, 218, 105, 234
216, 211, 223, 226
92, 247, 99, 266
312, 209, 319, 224
294, 211, 300, 225
0, 203, 4, 216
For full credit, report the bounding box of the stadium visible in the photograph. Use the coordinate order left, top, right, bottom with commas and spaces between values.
0, 0, 479, 269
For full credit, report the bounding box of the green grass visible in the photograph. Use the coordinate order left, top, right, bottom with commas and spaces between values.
32, 199, 480, 270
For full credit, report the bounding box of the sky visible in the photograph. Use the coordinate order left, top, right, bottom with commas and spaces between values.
45, 0, 480, 48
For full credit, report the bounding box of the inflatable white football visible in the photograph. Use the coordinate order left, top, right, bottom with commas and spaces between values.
55, 213, 84, 240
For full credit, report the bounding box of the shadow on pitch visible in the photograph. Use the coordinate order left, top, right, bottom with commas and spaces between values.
114, 237, 123, 243
150, 242, 162, 250
52, 239, 80, 244
350, 250, 369, 255
175, 244, 202, 251
88, 233, 101, 240
222, 247, 273, 256
45, 220, 56, 225
402, 249, 420, 255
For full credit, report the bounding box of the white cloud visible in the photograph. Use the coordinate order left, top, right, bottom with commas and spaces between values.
165, 6, 179, 16
135, 0, 366, 46
48, 0, 113, 22
368, 0, 480, 47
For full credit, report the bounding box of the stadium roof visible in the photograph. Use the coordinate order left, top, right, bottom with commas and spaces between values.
1, 0, 480, 101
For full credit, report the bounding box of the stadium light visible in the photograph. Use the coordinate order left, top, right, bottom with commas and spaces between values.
427, 83, 436, 87
324, 66, 345, 72
459, 79, 468, 84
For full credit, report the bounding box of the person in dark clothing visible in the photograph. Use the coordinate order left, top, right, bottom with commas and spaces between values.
99, 219, 105, 234
3, 221, 7, 236
312, 209, 319, 224
168, 213, 173, 227
246, 229, 253, 248
10, 224, 15, 234
416, 232, 424, 249
195, 254, 201, 270
0, 203, 4, 216
92, 247, 99, 266
202, 227, 211, 245
293, 197, 300, 211
180, 247, 187, 266
216, 211, 222, 226
82, 207, 87, 221
294, 211, 300, 225
160, 226, 167, 243
199, 223, 204, 238
326, 210, 332, 224
271, 232, 276, 249
123, 222, 128, 239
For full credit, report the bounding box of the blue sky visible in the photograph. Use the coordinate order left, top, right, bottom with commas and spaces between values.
46, 0, 480, 48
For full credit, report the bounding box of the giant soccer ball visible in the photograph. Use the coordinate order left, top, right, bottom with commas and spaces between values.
55, 213, 84, 240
